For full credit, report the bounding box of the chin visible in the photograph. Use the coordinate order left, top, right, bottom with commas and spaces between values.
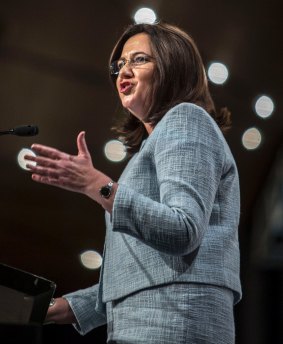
121, 97, 134, 110
121, 99, 147, 120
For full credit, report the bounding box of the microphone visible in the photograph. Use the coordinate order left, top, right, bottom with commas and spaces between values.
0, 125, 39, 136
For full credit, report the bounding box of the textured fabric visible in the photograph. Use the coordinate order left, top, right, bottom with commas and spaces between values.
106, 283, 235, 344
65, 102, 241, 336
64, 284, 106, 335
103, 103, 241, 302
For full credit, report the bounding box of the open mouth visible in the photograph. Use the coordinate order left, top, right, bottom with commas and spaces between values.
120, 81, 133, 94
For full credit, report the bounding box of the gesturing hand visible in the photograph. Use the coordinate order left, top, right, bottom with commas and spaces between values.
25, 131, 99, 196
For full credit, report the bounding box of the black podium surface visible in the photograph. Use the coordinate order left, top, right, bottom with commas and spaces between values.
0, 263, 56, 343
0, 323, 42, 344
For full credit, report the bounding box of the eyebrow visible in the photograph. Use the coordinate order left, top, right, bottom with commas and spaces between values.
119, 51, 149, 60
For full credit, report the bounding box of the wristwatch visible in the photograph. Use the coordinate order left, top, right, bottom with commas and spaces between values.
99, 181, 114, 199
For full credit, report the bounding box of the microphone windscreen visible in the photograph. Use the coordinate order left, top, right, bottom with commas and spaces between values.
13, 125, 39, 136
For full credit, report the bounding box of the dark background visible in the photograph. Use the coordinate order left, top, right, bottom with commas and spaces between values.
0, 1, 282, 343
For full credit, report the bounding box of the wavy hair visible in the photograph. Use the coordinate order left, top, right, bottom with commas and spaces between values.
109, 22, 231, 153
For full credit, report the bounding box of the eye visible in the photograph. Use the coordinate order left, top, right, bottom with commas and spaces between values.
133, 55, 148, 65
117, 59, 126, 70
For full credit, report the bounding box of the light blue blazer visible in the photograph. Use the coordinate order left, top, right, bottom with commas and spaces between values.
65, 102, 241, 335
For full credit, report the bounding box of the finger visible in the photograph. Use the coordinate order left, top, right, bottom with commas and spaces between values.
31, 174, 77, 193
31, 173, 70, 186
31, 174, 59, 185
25, 155, 58, 169
43, 321, 55, 325
24, 154, 37, 162
28, 164, 59, 179
31, 144, 70, 160
26, 162, 56, 173
77, 131, 90, 157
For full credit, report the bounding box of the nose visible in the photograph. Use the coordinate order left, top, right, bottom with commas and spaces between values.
118, 61, 134, 78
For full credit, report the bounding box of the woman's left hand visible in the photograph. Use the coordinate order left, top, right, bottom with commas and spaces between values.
25, 131, 99, 196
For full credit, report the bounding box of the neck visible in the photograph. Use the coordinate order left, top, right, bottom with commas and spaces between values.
143, 122, 153, 135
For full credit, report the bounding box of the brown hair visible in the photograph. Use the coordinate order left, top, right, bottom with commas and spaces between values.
109, 22, 231, 153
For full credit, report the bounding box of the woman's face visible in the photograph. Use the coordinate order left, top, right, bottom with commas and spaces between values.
115, 33, 155, 123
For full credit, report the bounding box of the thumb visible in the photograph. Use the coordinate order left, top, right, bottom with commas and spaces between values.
77, 131, 90, 157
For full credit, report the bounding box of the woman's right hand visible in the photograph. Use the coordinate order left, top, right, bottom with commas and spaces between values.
45, 297, 77, 325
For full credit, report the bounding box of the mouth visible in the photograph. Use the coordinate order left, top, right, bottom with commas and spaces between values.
119, 81, 133, 94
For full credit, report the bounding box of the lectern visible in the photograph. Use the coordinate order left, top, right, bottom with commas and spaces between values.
0, 263, 56, 343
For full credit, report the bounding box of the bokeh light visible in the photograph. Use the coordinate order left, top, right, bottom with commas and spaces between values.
17, 148, 36, 171
80, 250, 102, 270
254, 95, 274, 118
134, 8, 157, 24
207, 62, 229, 85
104, 139, 127, 162
242, 127, 262, 150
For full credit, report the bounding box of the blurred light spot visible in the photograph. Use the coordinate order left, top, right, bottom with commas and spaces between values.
80, 250, 102, 270
242, 127, 262, 150
104, 140, 126, 162
254, 95, 274, 118
17, 148, 36, 170
207, 62, 229, 85
134, 8, 157, 24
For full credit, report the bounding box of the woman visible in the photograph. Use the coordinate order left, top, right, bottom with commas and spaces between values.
26, 22, 241, 343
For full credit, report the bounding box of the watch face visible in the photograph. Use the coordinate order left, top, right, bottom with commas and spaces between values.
100, 181, 113, 199
100, 185, 111, 198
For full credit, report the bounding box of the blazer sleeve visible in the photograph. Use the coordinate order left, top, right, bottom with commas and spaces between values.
63, 284, 106, 335
111, 103, 226, 256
